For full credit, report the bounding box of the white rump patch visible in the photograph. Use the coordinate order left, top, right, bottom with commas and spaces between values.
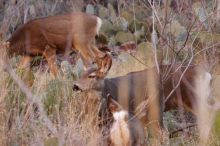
110, 110, 130, 146
113, 110, 128, 121
96, 17, 102, 35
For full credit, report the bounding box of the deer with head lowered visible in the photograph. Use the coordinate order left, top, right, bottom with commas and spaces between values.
2, 12, 112, 77
72, 64, 213, 141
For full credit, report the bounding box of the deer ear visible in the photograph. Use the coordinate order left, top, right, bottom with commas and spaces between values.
107, 94, 118, 113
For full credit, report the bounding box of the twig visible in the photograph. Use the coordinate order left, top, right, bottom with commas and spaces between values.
169, 123, 197, 138
160, 0, 168, 36
50, 0, 59, 15
176, 16, 198, 56
146, 0, 163, 29
23, 0, 30, 23
164, 32, 197, 102
151, 0, 160, 73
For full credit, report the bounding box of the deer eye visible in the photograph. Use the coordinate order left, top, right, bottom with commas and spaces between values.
88, 75, 96, 78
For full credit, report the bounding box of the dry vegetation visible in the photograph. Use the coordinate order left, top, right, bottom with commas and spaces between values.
0, 0, 220, 146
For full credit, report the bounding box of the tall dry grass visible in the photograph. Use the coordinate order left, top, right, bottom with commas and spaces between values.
0, 45, 105, 145
0, 1, 220, 145
1, 45, 220, 146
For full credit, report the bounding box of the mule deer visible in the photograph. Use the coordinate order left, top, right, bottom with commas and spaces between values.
73, 65, 162, 141
72, 64, 212, 138
107, 94, 145, 146
3, 12, 112, 77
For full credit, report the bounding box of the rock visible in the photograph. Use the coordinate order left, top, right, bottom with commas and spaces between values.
135, 42, 154, 66
98, 4, 109, 19
107, 41, 155, 77
121, 10, 134, 23
98, 3, 117, 21
107, 0, 117, 6
165, 20, 187, 48
100, 20, 114, 36
112, 17, 129, 32
192, 2, 209, 30
86, 4, 95, 15
121, 6, 149, 22
115, 31, 135, 44
166, 20, 187, 39
135, 7, 149, 20
134, 26, 145, 43
107, 52, 146, 77
192, 2, 210, 30
29, 5, 36, 17
108, 3, 117, 22
108, 36, 117, 46
72, 58, 84, 79
131, 20, 148, 32
129, 20, 144, 33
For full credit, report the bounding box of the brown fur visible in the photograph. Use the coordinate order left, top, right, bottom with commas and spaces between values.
6, 12, 111, 76
73, 64, 212, 140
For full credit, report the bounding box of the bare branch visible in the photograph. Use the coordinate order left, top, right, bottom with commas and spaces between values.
169, 123, 197, 138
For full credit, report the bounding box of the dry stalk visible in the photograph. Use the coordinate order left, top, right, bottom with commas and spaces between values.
2, 56, 57, 135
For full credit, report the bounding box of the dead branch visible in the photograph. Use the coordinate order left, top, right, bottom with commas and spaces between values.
169, 123, 197, 138
165, 44, 194, 102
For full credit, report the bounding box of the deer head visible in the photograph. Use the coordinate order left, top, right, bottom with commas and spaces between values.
72, 65, 104, 92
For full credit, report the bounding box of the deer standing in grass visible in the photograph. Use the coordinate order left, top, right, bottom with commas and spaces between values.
73, 64, 213, 143
3, 12, 111, 77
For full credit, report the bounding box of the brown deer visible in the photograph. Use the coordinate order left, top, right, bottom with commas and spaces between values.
72, 64, 212, 140
3, 12, 112, 77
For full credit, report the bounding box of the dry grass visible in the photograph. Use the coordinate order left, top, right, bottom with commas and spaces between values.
0, 46, 104, 145
0, 0, 220, 145
0, 48, 219, 146
0, 71, 104, 145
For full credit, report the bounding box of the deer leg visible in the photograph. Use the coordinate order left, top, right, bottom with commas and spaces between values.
91, 45, 105, 58
18, 55, 33, 69
75, 44, 96, 68
43, 46, 58, 77
79, 53, 91, 70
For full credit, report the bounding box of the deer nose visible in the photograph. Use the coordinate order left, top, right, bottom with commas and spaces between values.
72, 84, 82, 92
